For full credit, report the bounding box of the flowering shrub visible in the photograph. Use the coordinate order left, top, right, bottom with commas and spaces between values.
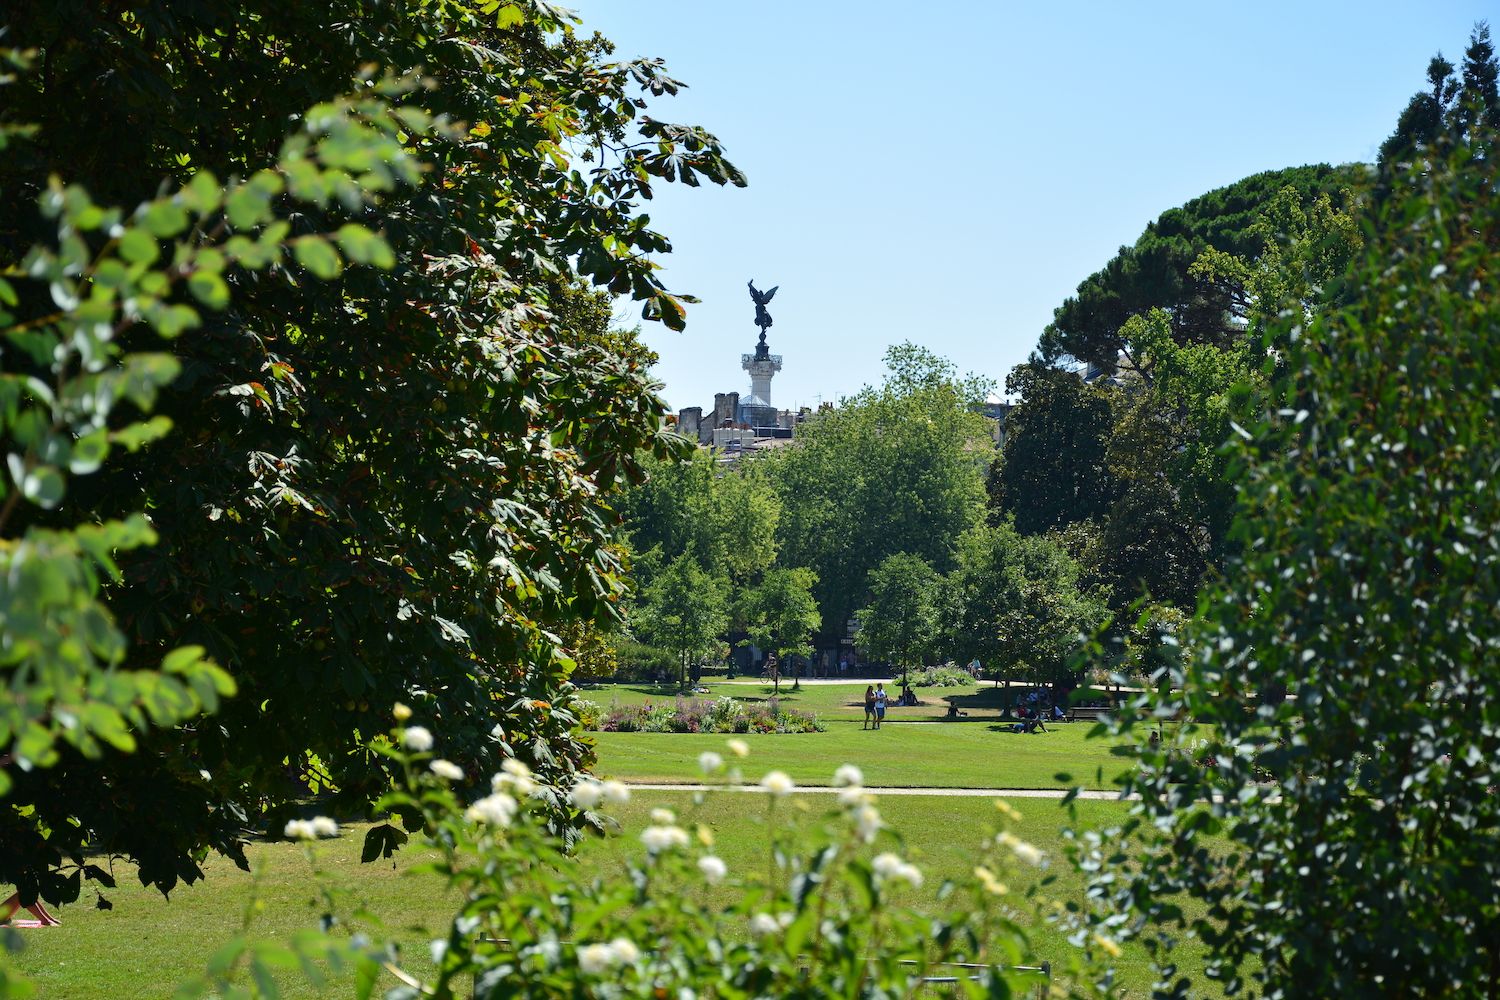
176, 721, 1109, 999
572, 699, 603, 732
913, 665, 976, 687
594, 697, 823, 734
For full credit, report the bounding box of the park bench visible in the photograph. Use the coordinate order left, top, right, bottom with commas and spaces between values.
1067, 705, 1112, 723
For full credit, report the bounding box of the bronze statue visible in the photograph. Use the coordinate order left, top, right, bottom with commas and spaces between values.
747, 280, 778, 339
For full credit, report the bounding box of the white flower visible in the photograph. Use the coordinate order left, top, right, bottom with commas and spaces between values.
838, 785, 871, 808
393, 702, 412, 722
283, 819, 317, 841
697, 855, 728, 884
601, 779, 631, 805
492, 763, 537, 798
997, 831, 1045, 867
430, 939, 447, 964
429, 759, 464, 781
726, 738, 750, 758
759, 770, 794, 797
749, 913, 780, 937
401, 726, 434, 751
641, 825, 690, 853
974, 865, 1008, 896
833, 764, 863, 787
570, 778, 605, 810
578, 943, 613, 975
853, 803, 882, 843
607, 937, 640, 965
490, 722, 505, 741
651, 807, 677, 825
310, 815, 339, 838
698, 751, 724, 774
873, 852, 922, 888
465, 792, 518, 827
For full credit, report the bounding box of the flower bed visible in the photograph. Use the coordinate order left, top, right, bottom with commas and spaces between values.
594, 695, 822, 734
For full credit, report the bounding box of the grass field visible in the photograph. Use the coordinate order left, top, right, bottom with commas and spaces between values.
585, 681, 1136, 790
10, 793, 1209, 999
580, 680, 1052, 723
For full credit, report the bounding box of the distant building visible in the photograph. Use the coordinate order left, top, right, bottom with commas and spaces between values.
675, 327, 811, 457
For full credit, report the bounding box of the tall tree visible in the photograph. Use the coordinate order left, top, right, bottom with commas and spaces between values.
987, 361, 1117, 536
1037, 165, 1357, 368
855, 553, 940, 684
764, 345, 992, 648
942, 525, 1104, 689
1078, 123, 1500, 998
0, 0, 744, 900
630, 555, 731, 687
740, 567, 821, 694
1380, 22, 1498, 167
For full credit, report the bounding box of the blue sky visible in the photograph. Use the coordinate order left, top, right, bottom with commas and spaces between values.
578, 2, 1492, 412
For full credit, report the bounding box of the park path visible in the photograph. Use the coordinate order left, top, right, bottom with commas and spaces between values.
619, 782, 1134, 800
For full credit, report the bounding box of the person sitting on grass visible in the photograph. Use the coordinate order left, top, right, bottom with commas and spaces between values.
0, 892, 60, 927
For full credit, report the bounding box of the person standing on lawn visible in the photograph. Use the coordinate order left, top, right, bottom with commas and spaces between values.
874, 683, 888, 730
863, 685, 876, 729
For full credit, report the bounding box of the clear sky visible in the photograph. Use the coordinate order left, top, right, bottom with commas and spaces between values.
577, 2, 1492, 412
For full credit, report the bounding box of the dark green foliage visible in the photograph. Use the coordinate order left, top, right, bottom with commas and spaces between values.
1379, 22, 1498, 166
1037, 165, 1354, 367
0, 1, 741, 902
1078, 131, 1500, 997
987, 361, 1117, 536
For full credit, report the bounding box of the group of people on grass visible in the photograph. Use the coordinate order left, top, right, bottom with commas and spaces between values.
1009, 689, 1065, 734
862, 682, 921, 729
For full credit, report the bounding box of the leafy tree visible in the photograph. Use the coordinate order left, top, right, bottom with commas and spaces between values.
740, 567, 821, 694
987, 361, 1117, 536
1037, 165, 1357, 368
1379, 22, 1498, 166
942, 525, 1104, 690
1073, 128, 1500, 997
0, 0, 743, 901
630, 555, 731, 687
0, 58, 421, 911
855, 553, 940, 683
765, 345, 992, 648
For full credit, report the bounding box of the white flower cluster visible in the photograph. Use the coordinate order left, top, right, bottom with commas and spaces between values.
759, 770, 794, 797
577, 937, 640, 975
872, 851, 923, 888
401, 726, 434, 751
465, 792, 518, 828
697, 855, 728, 884
284, 816, 339, 841
831, 764, 881, 843
492, 758, 537, 797
833, 764, 863, 787
996, 830, 1045, 867
651, 807, 676, 824
749, 911, 794, 937
429, 759, 464, 781
726, 738, 750, 758
697, 751, 724, 774
569, 777, 629, 810
641, 824, 691, 853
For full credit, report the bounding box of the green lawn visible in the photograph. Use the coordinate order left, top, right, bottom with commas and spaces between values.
579, 680, 1045, 723
10, 794, 1212, 999
591, 719, 1134, 790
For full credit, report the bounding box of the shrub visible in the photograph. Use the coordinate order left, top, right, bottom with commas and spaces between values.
913, 665, 974, 687
1075, 134, 1500, 996
572, 699, 603, 732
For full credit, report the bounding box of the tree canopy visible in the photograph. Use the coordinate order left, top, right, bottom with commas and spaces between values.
0, 0, 743, 901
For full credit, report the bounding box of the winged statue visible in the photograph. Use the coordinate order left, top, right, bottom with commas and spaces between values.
747, 280, 778, 336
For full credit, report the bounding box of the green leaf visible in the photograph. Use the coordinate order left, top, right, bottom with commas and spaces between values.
293, 237, 343, 279
187, 270, 230, 309
21, 464, 65, 508
118, 229, 159, 265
